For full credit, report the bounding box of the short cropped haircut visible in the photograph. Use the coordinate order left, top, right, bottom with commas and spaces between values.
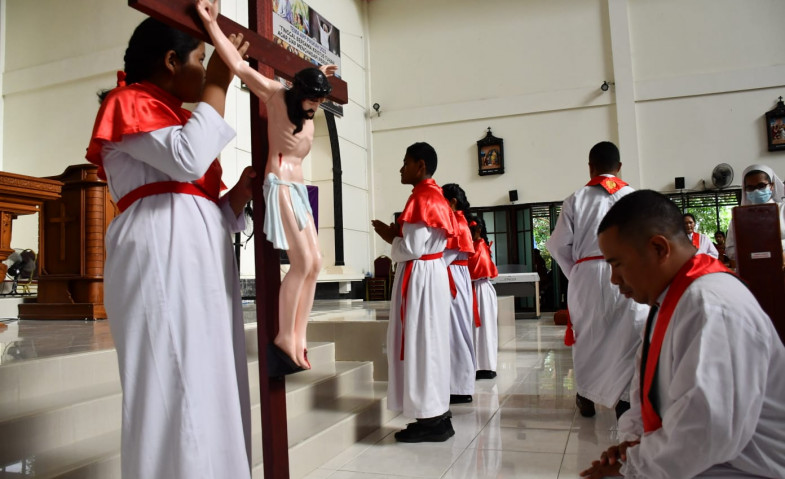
598, 190, 689, 247
588, 141, 621, 174
406, 142, 437, 175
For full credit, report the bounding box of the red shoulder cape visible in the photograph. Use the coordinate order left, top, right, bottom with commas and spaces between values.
586, 175, 628, 195
468, 238, 498, 279
398, 178, 456, 238
85, 82, 224, 199
446, 210, 475, 253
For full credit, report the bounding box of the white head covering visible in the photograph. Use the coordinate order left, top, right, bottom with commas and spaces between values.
741, 164, 785, 205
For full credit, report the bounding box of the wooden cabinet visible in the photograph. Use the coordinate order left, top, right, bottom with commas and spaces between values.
19, 164, 117, 320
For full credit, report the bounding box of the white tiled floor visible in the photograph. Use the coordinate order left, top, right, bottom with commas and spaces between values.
0, 301, 620, 478
302, 315, 620, 479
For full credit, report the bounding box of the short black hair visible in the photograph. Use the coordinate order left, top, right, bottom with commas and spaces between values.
406, 142, 437, 175
683, 213, 695, 222
598, 190, 689, 247
588, 141, 621, 174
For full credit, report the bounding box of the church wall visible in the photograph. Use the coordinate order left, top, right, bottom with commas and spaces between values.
627, 0, 785, 192
365, 0, 785, 259
366, 0, 615, 257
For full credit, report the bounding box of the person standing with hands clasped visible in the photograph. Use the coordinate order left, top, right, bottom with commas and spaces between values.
86, 18, 255, 479
372, 142, 457, 442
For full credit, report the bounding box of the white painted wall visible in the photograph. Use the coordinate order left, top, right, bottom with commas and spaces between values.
366, 0, 785, 259
3, 0, 785, 277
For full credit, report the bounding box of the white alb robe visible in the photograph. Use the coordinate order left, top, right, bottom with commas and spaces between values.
545, 178, 648, 406
444, 248, 476, 395
101, 103, 251, 479
387, 222, 451, 419
618, 272, 785, 478
472, 277, 498, 371
688, 232, 719, 258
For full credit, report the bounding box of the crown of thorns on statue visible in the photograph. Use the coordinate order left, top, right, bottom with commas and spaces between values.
293, 67, 332, 99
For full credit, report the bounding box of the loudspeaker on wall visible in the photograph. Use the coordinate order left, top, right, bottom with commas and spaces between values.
509, 190, 518, 202
675, 177, 685, 190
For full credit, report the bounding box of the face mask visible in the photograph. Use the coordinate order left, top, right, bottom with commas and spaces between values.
746, 187, 772, 204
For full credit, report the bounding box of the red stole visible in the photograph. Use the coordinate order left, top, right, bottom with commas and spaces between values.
690, 233, 701, 248
468, 239, 498, 327
446, 211, 474, 254
586, 175, 628, 194
641, 254, 731, 433
468, 239, 498, 281
86, 82, 224, 202
397, 179, 456, 239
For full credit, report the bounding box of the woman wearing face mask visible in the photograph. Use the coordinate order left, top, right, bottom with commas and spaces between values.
725, 164, 785, 263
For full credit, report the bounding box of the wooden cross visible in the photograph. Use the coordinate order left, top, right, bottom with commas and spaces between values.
128, 1, 349, 477
48, 203, 75, 261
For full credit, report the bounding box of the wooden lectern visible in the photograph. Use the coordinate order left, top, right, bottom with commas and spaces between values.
0, 172, 63, 278
18, 164, 117, 320
732, 203, 785, 344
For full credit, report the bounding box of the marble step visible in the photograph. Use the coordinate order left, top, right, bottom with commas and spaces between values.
0, 349, 119, 410
0, 343, 334, 462
0, 346, 392, 479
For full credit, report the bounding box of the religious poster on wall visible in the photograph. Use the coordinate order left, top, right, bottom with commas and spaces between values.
273, 0, 343, 116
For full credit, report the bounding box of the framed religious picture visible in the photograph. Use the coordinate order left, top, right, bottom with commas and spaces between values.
765, 97, 785, 152
477, 127, 504, 176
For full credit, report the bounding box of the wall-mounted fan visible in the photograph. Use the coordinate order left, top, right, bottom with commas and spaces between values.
711, 163, 734, 189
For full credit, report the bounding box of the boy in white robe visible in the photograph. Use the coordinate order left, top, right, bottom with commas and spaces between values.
581, 189, 785, 479
372, 142, 457, 442
546, 141, 647, 418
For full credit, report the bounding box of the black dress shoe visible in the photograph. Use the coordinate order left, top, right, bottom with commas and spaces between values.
394, 417, 455, 443
476, 370, 497, 380
450, 394, 473, 404
576, 394, 596, 418
615, 400, 630, 420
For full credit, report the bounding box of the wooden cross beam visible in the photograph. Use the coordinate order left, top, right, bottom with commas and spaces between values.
129, 0, 348, 104
128, 1, 349, 477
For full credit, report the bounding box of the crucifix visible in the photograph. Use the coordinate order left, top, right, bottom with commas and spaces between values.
128, 0, 349, 477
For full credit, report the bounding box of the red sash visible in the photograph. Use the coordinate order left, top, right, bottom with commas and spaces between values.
471, 283, 482, 327
641, 254, 731, 433
576, 255, 604, 264
116, 181, 218, 212
691, 233, 701, 248
564, 310, 575, 346
399, 252, 444, 360
586, 175, 628, 194
447, 260, 469, 299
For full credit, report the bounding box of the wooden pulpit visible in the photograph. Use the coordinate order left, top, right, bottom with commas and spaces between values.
0, 172, 63, 278
18, 164, 117, 320
732, 203, 785, 344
